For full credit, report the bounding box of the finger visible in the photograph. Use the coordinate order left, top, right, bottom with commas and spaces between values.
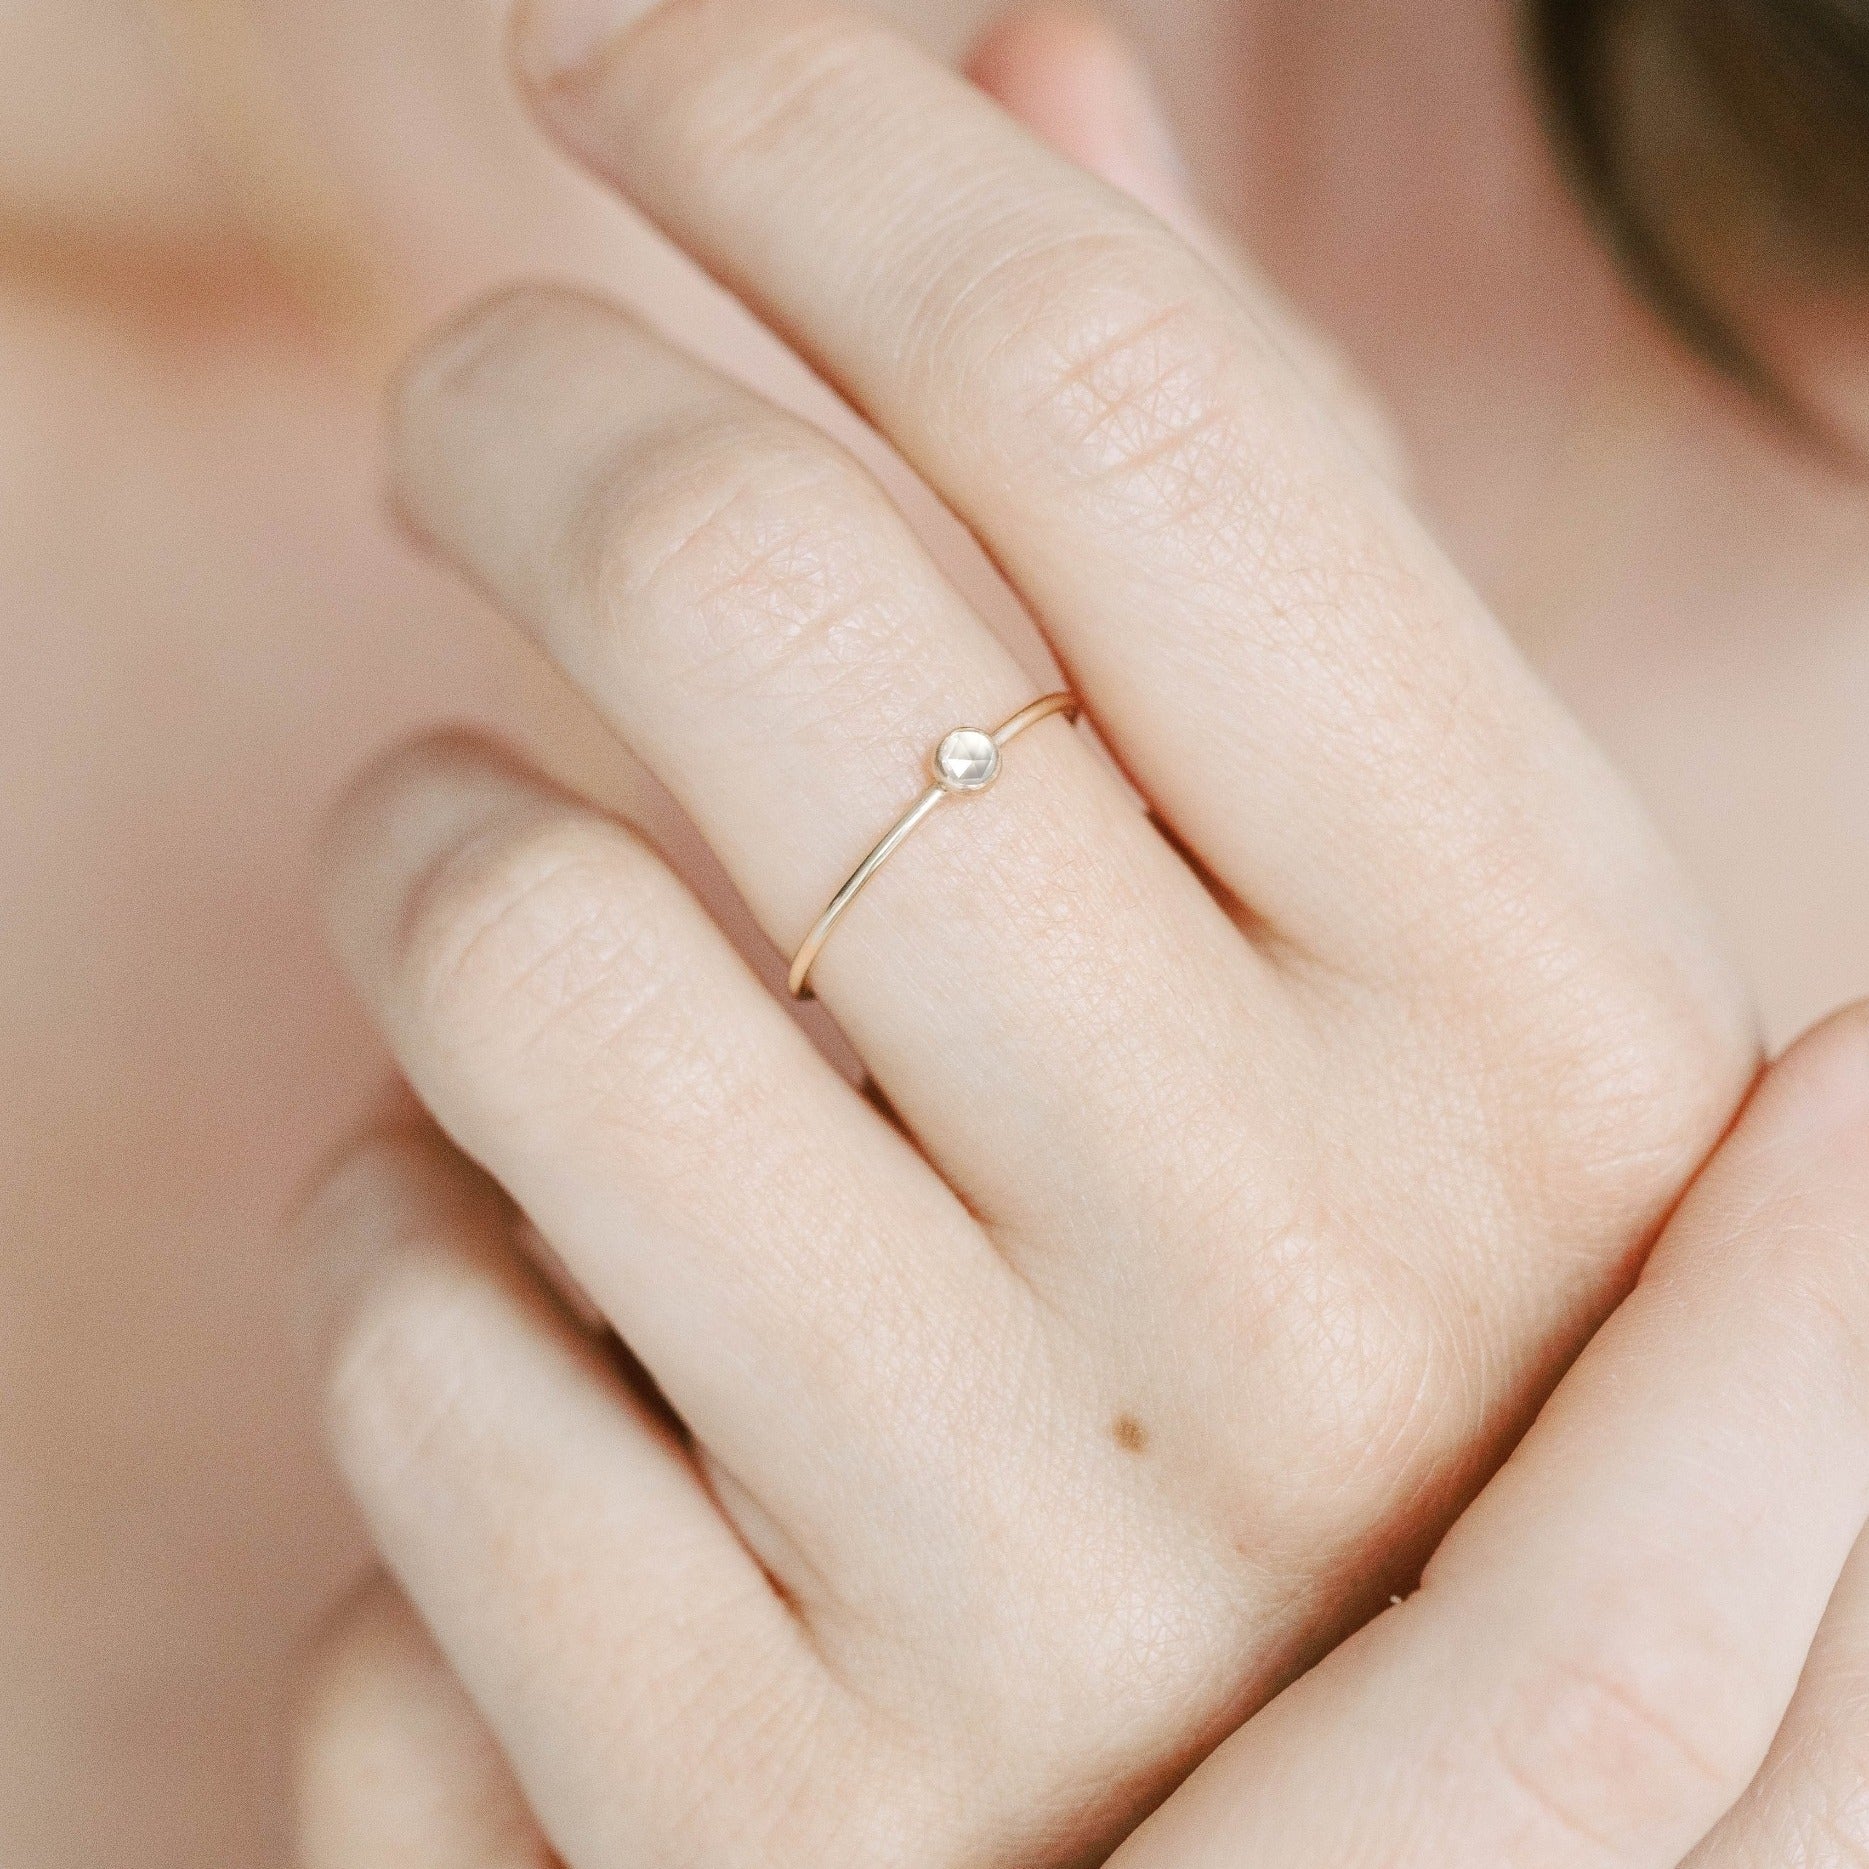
293, 1575, 556, 1869
288, 1122, 852, 1868
964, 2, 1405, 480
963, 2, 1200, 234
1111, 1005, 1869, 1869
390, 288, 1300, 1261
1682, 1530, 1869, 1867
511, 0, 1693, 994
319, 738, 1079, 1628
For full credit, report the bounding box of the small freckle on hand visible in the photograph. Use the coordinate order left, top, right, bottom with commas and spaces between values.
1111, 1414, 1149, 1455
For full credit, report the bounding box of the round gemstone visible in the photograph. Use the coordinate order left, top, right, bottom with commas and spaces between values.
934, 728, 1001, 793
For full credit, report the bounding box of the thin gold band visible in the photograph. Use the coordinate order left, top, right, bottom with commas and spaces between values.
788, 692, 1081, 1000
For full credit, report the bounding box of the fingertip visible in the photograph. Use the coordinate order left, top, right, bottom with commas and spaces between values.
291, 1571, 422, 1751
386, 280, 609, 565
965, 3, 1195, 228
965, 2, 1122, 96
282, 1122, 491, 1382
508, 0, 661, 95
317, 733, 561, 998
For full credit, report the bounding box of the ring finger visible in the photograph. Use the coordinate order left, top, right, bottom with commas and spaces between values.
319, 741, 1070, 1616
393, 285, 1302, 1261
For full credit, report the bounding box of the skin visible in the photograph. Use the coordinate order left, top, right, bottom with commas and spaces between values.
296, 1006, 1869, 1868
268, 0, 1846, 1858
281, 12, 1869, 1865
2, 0, 1867, 1863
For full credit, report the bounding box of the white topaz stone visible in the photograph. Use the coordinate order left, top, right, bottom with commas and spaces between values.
934, 728, 1001, 792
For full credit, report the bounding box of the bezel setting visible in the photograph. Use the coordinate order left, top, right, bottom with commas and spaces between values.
933, 727, 1001, 793
788, 693, 1075, 999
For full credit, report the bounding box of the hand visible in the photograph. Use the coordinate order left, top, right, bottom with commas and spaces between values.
285, 0, 1756, 1862
1110, 1006, 1869, 1868
297, 1010, 1869, 1869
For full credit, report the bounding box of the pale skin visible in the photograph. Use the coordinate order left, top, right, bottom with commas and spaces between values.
298, 1009, 1869, 1868
5, 1, 1869, 1864
271, 0, 1869, 1862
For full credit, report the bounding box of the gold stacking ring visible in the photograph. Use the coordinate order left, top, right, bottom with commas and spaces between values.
788, 692, 1081, 1000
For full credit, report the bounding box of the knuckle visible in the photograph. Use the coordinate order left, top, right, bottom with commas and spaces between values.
1150, 1121, 1472, 1575
596, 1613, 879, 1869
1248, 1200, 1462, 1538
570, 418, 908, 718
397, 813, 677, 1093
292, 1577, 554, 1869
320, 1242, 492, 1493
924, 229, 1255, 530
650, 4, 884, 177
1022, 296, 1241, 526
1492, 1607, 1762, 1852
394, 812, 759, 1173
1541, 940, 1758, 1215
1430, 906, 1759, 1278
290, 1135, 511, 1495
667, 1643, 836, 1823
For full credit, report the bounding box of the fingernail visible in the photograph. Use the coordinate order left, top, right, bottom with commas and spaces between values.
515, 0, 657, 86
283, 1128, 491, 1375
282, 1137, 405, 1374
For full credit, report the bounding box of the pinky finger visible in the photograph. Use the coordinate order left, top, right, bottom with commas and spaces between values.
293, 1575, 555, 1869
287, 1126, 840, 1869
